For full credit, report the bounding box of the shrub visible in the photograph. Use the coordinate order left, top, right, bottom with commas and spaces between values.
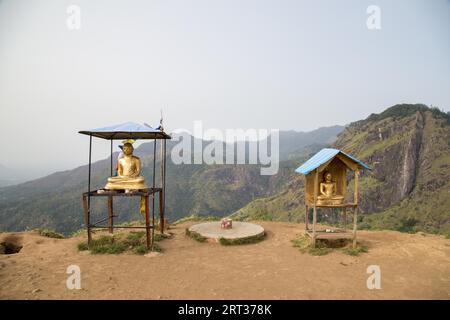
396, 217, 418, 233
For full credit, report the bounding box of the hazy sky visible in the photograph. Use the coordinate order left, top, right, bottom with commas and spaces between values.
0, 0, 449, 177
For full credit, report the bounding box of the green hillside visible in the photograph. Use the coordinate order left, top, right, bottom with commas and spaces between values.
231, 104, 450, 235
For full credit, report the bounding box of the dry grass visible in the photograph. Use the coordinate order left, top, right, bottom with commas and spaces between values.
291, 234, 368, 256
77, 230, 168, 255
185, 228, 207, 242
37, 229, 65, 239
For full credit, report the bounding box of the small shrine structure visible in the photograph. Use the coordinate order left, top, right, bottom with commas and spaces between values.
295, 148, 371, 248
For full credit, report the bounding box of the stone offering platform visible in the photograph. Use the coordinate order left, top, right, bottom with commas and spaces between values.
188, 221, 265, 242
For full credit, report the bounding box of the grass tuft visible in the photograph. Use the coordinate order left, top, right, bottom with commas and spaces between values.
77, 242, 89, 251
37, 229, 65, 239
219, 233, 265, 246
291, 235, 333, 255
185, 228, 207, 242
154, 233, 172, 242
342, 245, 369, 256
133, 244, 149, 255
291, 234, 368, 256
174, 215, 220, 225
71, 229, 87, 237
77, 230, 168, 255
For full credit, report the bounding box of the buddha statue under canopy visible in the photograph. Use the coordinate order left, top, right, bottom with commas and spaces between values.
105, 141, 147, 190
316, 171, 344, 205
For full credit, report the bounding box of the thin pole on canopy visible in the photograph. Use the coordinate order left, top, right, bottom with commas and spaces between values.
160, 137, 164, 188
110, 139, 113, 176
162, 138, 166, 232
88, 134, 92, 210
151, 138, 156, 249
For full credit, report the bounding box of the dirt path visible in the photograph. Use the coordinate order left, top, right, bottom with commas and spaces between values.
1, 221, 450, 299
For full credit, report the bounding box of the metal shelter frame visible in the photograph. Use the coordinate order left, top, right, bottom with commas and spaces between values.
78, 122, 171, 249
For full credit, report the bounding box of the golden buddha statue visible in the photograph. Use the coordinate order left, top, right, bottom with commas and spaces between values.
316, 172, 344, 205
105, 142, 147, 190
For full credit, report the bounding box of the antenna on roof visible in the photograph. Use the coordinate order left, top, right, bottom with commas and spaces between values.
159, 109, 164, 132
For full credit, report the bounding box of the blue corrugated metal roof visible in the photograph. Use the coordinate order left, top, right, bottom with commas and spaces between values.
79, 122, 171, 140
88, 122, 160, 133
295, 148, 371, 174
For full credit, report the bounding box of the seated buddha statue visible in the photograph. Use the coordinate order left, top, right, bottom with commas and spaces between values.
105, 142, 147, 190
316, 172, 344, 205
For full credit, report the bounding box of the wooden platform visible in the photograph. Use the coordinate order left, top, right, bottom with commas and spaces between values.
83, 188, 162, 197
82, 188, 165, 249
307, 203, 357, 208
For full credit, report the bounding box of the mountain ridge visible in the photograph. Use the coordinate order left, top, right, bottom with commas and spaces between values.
230, 104, 450, 235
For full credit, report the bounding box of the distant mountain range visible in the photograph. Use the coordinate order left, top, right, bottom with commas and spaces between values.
231, 104, 450, 235
0, 126, 343, 234
0, 164, 26, 187
0, 164, 55, 187
1, 104, 449, 236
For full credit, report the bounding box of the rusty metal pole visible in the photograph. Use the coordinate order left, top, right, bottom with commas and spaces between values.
87, 134, 92, 245
312, 169, 318, 248
162, 138, 166, 233
108, 195, 113, 233
305, 205, 309, 231
145, 195, 150, 249
110, 139, 113, 176
151, 138, 156, 248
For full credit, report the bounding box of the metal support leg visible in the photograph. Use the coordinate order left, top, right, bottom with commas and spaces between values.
108, 195, 114, 234
352, 207, 358, 248
159, 190, 164, 233
312, 205, 317, 248
305, 205, 309, 231
83, 195, 91, 245
145, 195, 151, 249
343, 207, 347, 231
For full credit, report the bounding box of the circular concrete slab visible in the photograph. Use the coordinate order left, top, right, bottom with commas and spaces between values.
188, 221, 265, 241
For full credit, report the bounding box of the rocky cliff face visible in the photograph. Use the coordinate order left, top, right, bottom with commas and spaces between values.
335, 107, 425, 212
232, 104, 450, 234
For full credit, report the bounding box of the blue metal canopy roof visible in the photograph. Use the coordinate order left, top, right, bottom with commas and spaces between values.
295, 148, 371, 175
79, 121, 171, 140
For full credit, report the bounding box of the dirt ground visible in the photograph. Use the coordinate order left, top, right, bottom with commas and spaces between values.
1, 221, 449, 299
